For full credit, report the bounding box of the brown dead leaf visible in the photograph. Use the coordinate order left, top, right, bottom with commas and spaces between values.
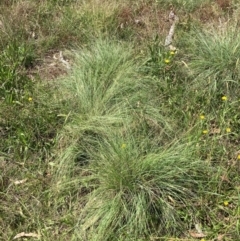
217, 234, 225, 240
13, 179, 28, 185
189, 230, 206, 238
209, 127, 221, 134
220, 173, 230, 183
13, 232, 40, 239
195, 223, 203, 234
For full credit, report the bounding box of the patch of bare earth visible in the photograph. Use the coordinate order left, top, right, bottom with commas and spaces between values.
117, 2, 174, 41
31, 51, 70, 81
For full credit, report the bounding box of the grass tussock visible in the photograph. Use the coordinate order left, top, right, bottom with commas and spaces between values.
53, 40, 173, 184
188, 22, 240, 95
77, 136, 215, 240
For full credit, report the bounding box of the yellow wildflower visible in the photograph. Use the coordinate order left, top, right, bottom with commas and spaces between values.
237, 154, 240, 160
164, 59, 170, 64
223, 200, 229, 206
200, 115, 205, 120
121, 143, 126, 149
226, 128, 231, 133
221, 96, 227, 101
200, 239, 206, 241
170, 51, 175, 55
28, 97, 33, 102
202, 130, 208, 134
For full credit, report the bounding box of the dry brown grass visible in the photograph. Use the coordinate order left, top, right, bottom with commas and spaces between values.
215, 0, 232, 11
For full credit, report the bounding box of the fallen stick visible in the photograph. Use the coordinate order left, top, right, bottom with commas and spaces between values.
164, 10, 179, 51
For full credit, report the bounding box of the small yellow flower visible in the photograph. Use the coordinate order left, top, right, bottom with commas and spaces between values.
202, 130, 208, 134
226, 128, 231, 133
223, 200, 229, 206
121, 143, 126, 149
200, 239, 206, 241
28, 97, 33, 102
164, 59, 170, 64
237, 154, 240, 160
200, 115, 205, 120
222, 96, 227, 101
170, 51, 175, 55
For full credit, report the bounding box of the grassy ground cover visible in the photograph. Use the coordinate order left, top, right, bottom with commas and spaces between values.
0, 0, 239, 240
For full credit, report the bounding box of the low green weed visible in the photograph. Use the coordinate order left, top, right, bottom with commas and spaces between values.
144, 36, 177, 77
0, 82, 63, 160
0, 41, 34, 103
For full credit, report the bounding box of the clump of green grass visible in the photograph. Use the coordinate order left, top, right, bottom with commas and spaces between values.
187, 22, 240, 97
53, 39, 173, 180
75, 135, 216, 240
50, 40, 224, 240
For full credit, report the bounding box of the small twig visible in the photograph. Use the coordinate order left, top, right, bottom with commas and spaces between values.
53, 51, 71, 69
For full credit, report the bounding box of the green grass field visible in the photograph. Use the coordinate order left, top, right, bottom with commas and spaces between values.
0, 0, 239, 240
